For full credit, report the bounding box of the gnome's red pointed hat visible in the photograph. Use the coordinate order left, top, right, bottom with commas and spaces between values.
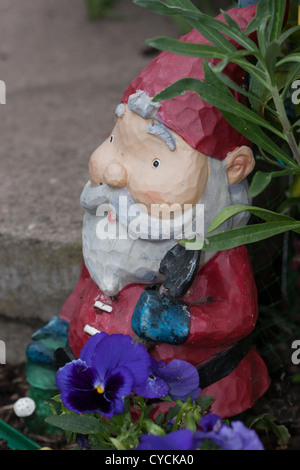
121, 5, 257, 160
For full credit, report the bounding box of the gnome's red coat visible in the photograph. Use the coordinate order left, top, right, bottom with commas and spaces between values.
61, 245, 270, 418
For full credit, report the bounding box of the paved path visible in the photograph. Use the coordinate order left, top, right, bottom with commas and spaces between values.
0, 0, 179, 363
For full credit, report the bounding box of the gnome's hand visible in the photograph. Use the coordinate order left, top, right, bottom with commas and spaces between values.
159, 244, 200, 298
131, 290, 190, 345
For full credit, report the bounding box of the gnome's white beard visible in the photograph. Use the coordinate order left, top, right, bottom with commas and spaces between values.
81, 185, 177, 297
81, 157, 251, 297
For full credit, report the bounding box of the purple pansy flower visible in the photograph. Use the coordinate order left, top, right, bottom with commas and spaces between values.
195, 414, 264, 450
56, 333, 153, 417
137, 430, 197, 450
136, 414, 264, 451
134, 357, 201, 402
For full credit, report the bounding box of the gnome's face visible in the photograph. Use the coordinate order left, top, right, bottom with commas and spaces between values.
89, 103, 209, 214
81, 92, 254, 297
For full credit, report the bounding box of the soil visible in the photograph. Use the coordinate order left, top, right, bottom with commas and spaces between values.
0, 364, 73, 451
1, 362, 300, 451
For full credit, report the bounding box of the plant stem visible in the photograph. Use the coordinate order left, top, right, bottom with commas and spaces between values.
271, 85, 300, 166
172, 401, 190, 431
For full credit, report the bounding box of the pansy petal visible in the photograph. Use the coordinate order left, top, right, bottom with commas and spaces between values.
133, 374, 170, 399
56, 359, 101, 414
137, 430, 195, 450
63, 387, 111, 415
199, 413, 223, 432
230, 422, 264, 450
56, 359, 97, 392
104, 367, 133, 402
95, 368, 133, 418
195, 421, 264, 451
156, 359, 201, 401
79, 332, 108, 365
92, 334, 151, 386
111, 397, 126, 416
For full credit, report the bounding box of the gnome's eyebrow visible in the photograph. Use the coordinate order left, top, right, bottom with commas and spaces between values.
146, 121, 176, 152
117, 91, 176, 152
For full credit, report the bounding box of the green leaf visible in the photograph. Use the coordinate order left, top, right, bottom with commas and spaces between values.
269, 0, 286, 42
137, 1, 265, 83
277, 53, 300, 67
86, 0, 118, 20
154, 412, 165, 426
164, 404, 181, 425
134, 0, 241, 53
278, 197, 300, 213
197, 65, 295, 167
245, 0, 273, 35
145, 37, 229, 59
134, 0, 178, 15
207, 205, 296, 234
199, 221, 300, 251
265, 41, 281, 85
50, 394, 62, 403
280, 63, 300, 100
206, 62, 277, 116
208, 49, 257, 75
146, 38, 262, 88
109, 437, 127, 450
197, 395, 214, 412
218, 111, 297, 167
201, 61, 283, 156
247, 413, 290, 449
208, 11, 259, 53
144, 419, 166, 436
278, 25, 300, 46
45, 413, 106, 435
154, 78, 285, 139
249, 169, 300, 197
249, 172, 273, 197
248, 61, 268, 112
164, 0, 198, 12
290, 374, 300, 384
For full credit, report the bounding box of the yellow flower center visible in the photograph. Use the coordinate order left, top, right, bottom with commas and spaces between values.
96, 385, 104, 394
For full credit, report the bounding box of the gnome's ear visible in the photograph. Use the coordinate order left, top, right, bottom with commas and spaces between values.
225, 146, 255, 185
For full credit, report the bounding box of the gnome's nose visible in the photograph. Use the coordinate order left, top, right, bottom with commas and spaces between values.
103, 162, 127, 188
89, 150, 128, 188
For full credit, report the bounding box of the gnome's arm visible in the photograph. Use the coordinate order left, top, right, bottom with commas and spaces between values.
131, 245, 257, 346
131, 244, 200, 345
186, 245, 258, 347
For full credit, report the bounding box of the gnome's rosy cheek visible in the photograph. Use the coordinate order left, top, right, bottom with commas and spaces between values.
126, 148, 209, 211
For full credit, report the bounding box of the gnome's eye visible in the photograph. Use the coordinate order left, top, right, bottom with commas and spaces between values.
152, 159, 160, 168
109, 135, 114, 143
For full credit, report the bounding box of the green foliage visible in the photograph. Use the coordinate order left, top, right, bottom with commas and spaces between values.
135, 0, 300, 250
246, 413, 291, 449
86, 0, 118, 20
45, 394, 215, 450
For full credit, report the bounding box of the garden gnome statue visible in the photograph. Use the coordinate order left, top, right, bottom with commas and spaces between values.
24, 3, 270, 430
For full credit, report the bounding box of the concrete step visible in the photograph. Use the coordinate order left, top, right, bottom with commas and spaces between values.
0, 0, 179, 364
